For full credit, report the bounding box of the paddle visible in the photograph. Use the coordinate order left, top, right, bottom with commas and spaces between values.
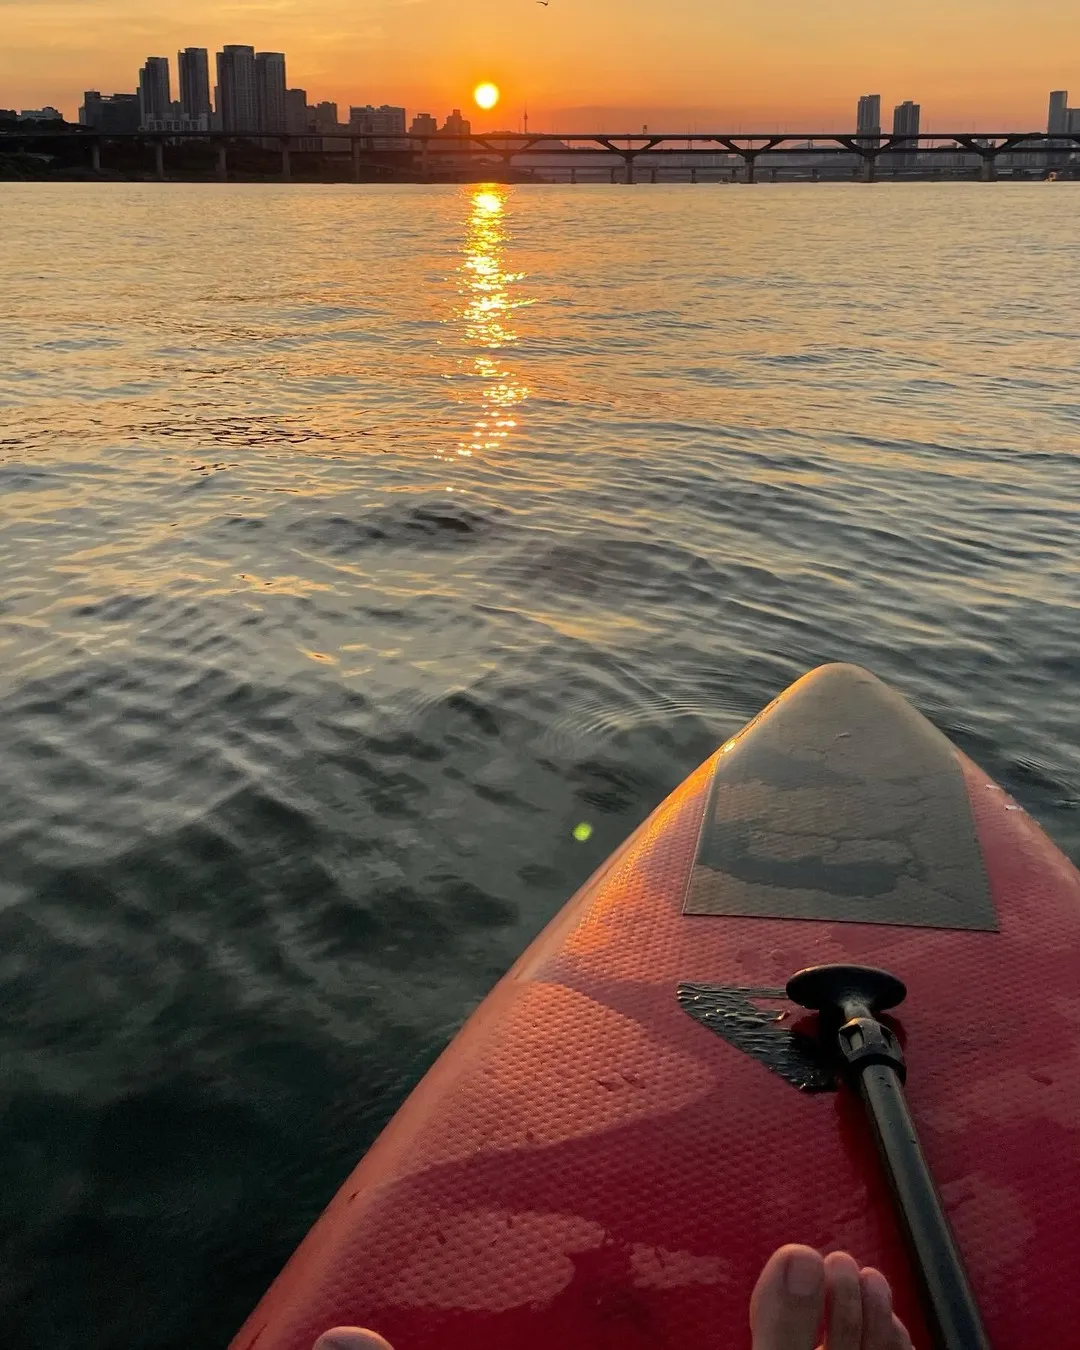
786, 964, 992, 1350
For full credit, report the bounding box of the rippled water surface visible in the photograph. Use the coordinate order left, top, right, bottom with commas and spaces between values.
1, 181, 1079, 1348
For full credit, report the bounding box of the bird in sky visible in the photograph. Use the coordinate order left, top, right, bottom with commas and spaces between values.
537, 2, 550, 7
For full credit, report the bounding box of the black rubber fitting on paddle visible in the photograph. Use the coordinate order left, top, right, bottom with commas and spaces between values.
786, 964, 908, 1079
836, 1016, 906, 1079
785, 963, 907, 1017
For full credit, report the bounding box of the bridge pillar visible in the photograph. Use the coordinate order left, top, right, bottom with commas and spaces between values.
770, 166, 778, 182
570, 167, 577, 184
624, 155, 635, 184
610, 165, 618, 184
979, 155, 998, 182
690, 166, 697, 183
217, 144, 228, 181
154, 141, 165, 181
420, 138, 431, 181
90, 141, 101, 173
650, 165, 657, 183
861, 156, 877, 183
352, 139, 362, 183
742, 153, 757, 184
281, 143, 291, 181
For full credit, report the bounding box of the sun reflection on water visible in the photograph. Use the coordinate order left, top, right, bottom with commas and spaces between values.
445, 186, 531, 462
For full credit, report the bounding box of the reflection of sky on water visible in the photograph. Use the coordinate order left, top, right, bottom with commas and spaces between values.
445, 186, 531, 462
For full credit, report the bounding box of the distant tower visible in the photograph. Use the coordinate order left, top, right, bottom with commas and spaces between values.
892, 100, 920, 137
255, 52, 287, 133
178, 48, 211, 123
80, 90, 103, 128
892, 99, 920, 168
410, 113, 438, 135
216, 45, 257, 133
311, 101, 340, 133
1048, 90, 1069, 134
857, 94, 881, 137
138, 56, 171, 127
441, 108, 472, 138
285, 88, 309, 135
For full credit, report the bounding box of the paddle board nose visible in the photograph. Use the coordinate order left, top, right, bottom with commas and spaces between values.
684, 663, 997, 931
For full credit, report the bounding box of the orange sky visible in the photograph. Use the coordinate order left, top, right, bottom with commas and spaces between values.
1, 0, 1077, 129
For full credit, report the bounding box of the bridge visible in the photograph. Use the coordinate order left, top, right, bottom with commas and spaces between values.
4, 129, 1079, 183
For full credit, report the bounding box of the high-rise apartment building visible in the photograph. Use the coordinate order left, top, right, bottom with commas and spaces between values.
1048, 90, 1069, 134
892, 100, 920, 137
856, 94, 881, 137
410, 113, 438, 135
138, 56, 171, 127
216, 45, 257, 132
178, 48, 211, 123
892, 100, 920, 168
285, 88, 309, 134
255, 51, 287, 133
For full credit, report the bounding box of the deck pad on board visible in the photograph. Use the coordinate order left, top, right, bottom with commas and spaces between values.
684, 665, 997, 929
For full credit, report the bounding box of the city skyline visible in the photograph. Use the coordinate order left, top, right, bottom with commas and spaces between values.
2, 0, 1079, 130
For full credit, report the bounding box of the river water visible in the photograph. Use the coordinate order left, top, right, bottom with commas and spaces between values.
1, 181, 1078, 1348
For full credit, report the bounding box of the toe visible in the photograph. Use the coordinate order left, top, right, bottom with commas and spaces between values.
750, 1244, 826, 1350
890, 1313, 914, 1350
858, 1267, 894, 1348
823, 1251, 863, 1350
312, 1330, 395, 1350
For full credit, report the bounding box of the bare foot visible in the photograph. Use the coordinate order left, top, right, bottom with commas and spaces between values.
750, 1244, 914, 1349
313, 1243, 914, 1350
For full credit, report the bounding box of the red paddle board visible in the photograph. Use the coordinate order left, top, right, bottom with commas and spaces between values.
233, 663, 1080, 1350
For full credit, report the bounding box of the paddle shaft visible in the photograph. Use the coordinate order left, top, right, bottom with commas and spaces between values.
857, 1061, 992, 1350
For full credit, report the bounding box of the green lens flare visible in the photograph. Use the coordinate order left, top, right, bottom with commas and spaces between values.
572, 822, 593, 842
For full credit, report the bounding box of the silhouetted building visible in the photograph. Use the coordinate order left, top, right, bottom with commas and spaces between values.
892, 100, 920, 136
349, 104, 406, 148
441, 108, 471, 138
178, 48, 211, 123
80, 91, 140, 133
17, 106, 63, 123
410, 112, 438, 135
138, 57, 171, 128
80, 91, 102, 126
892, 100, 920, 168
285, 88, 309, 134
216, 45, 257, 132
310, 101, 340, 133
349, 104, 406, 134
856, 94, 881, 137
144, 108, 209, 133
1069, 108, 1080, 134
1048, 90, 1069, 134
255, 51, 287, 133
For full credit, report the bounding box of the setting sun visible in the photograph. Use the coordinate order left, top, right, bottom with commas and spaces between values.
473, 83, 501, 111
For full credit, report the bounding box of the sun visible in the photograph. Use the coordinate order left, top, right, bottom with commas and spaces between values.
473, 83, 500, 111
